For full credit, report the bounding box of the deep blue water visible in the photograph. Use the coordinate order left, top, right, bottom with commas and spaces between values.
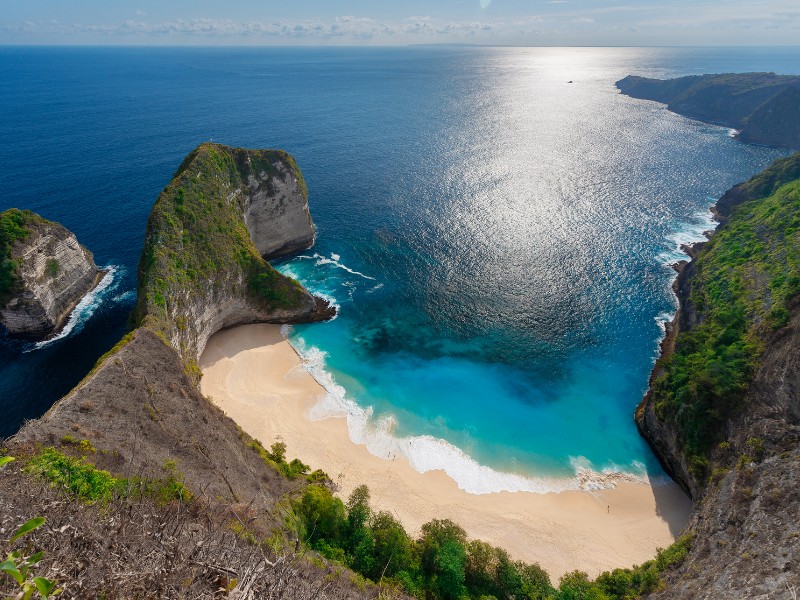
1, 46, 796, 491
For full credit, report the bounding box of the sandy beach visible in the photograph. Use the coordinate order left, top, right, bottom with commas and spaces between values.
199, 323, 691, 579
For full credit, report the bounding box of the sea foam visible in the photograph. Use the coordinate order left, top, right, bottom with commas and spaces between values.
656, 205, 716, 267
287, 330, 652, 495
28, 266, 123, 351
294, 253, 376, 280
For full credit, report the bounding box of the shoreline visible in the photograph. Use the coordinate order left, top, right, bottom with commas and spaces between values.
199, 323, 692, 579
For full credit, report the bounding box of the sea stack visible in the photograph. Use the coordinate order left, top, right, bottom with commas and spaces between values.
0, 209, 103, 340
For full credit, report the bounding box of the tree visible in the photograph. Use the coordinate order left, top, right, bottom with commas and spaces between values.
295, 485, 346, 548
419, 519, 467, 577
434, 539, 467, 600
370, 511, 414, 580
557, 571, 610, 600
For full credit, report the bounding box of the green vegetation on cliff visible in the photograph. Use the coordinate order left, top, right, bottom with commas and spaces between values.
291, 483, 693, 600
650, 157, 800, 479
616, 73, 800, 149
0, 209, 43, 306
26, 446, 191, 504
133, 143, 312, 349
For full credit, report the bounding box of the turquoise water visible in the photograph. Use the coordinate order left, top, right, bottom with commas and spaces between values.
0, 47, 795, 491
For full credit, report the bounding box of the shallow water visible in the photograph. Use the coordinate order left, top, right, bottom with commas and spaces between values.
0, 46, 795, 491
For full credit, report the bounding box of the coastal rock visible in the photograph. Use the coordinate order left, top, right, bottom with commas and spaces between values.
242, 159, 316, 260
10, 143, 338, 565
638, 154, 800, 597
0, 209, 102, 340
616, 73, 800, 150
133, 143, 334, 363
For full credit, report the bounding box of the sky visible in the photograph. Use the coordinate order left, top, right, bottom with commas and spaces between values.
2, 0, 800, 46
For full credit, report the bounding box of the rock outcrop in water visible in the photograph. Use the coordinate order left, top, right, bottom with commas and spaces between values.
638, 153, 800, 598
616, 73, 800, 149
0, 209, 103, 340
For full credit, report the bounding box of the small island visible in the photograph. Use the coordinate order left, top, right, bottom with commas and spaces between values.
0, 209, 104, 340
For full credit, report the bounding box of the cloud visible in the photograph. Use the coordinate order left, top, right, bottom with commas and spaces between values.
2, 15, 512, 42
3, 3, 799, 45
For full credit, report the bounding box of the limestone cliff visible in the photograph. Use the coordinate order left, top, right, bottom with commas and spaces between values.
0, 209, 103, 340
638, 154, 800, 597
11, 142, 335, 526
616, 73, 800, 150
133, 143, 333, 364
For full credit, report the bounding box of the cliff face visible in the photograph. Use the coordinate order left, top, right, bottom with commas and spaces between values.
638, 154, 800, 597
242, 158, 316, 260
5, 144, 352, 597
133, 143, 333, 364
11, 143, 335, 527
616, 73, 800, 149
0, 209, 102, 339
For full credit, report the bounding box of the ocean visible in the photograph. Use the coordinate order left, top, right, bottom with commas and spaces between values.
1, 46, 796, 492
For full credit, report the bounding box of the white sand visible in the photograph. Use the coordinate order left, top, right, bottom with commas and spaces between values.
199, 323, 691, 579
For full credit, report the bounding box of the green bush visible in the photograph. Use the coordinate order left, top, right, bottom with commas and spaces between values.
26, 448, 191, 505
0, 209, 40, 305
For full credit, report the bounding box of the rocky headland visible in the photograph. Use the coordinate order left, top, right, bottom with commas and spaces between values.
132, 143, 334, 367
3, 140, 800, 598
2, 144, 359, 598
617, 73, 800, 149
12, 143, 335, 511
637, 152, 800, 597
0, 209, 104, 340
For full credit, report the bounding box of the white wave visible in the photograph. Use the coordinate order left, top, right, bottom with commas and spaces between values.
111, 290, 136, 304
728, 128, 740, 138
292, 252, 376, 281
286, 333, 652, 495
657, 207, 716, 267
28, 266, 121, 351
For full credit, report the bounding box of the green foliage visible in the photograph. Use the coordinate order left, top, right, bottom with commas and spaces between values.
651, 177, 800, 477
25, 448, 191, 505
60, 435, 96, 455
0, 208, 42, 306
10, 518, 45, 544
27, 448, 119, 502
0, 485, 61, 600
241, 432, 322, 482
45, 258, 59, 278
294, 484, 347, 551
291, 482, 693, 600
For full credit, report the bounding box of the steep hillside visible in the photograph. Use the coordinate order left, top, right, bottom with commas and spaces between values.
638, 153, 800, 597
617, 73, 800, 149
1, 144, 370, 599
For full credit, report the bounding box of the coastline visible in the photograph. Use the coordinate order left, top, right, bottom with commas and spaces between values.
199, 323, 691, 579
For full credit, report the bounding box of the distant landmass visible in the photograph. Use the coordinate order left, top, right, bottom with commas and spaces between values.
617, 73, 800, 149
